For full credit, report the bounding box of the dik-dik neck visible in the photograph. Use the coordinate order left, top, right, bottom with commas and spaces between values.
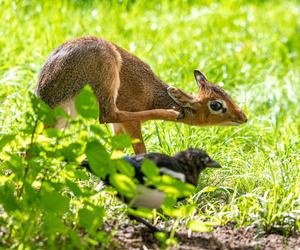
152, 82, 182, 112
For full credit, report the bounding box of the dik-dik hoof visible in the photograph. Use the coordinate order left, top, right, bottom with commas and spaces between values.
177, 109, 185, 120
165, 109, 180, 120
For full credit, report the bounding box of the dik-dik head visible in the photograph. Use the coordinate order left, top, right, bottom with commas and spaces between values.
167, 70, 247, 126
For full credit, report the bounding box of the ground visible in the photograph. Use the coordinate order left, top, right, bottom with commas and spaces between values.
109, 223, 300, 249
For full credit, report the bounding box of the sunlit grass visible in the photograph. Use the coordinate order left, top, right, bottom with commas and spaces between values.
1, 0, 300, 236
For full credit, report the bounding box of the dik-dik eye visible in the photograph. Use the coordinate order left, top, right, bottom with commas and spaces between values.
208, 100, 227, 114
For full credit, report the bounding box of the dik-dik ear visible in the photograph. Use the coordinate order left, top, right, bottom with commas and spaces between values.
167, 87, 198, 109
194, 70, 208, 89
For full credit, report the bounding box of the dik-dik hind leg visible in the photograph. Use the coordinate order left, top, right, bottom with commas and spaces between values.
55, 98, 78, 129
112, 122, 147, 154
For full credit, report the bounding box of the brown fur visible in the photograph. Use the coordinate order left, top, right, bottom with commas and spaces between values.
36, 36, 247, 154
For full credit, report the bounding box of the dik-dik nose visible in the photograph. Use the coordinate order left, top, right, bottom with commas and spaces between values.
239, 111, 248, 123
231, 110, 248, 124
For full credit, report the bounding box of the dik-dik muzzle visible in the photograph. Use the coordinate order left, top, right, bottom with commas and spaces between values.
167, 70, 248, 126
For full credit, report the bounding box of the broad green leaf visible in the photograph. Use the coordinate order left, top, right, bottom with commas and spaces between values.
149, 175, 195, 198
0, 182, 19, 212
90, 125, 107, 138
1, 155, 24, 178
95, 231, 110, 244
109, 173, 136, 198
75, 86, 98, 119
110, 134, 132, 149
64, 164, 90, 180
24, 182, 39, 206
30, 93, 60, 126
78, 207, 104, 230
188, 220, 214, 233
40, 190, 70, 214
163, 204, 196, 217
0, 134, 16, 151
155, 232, 168, 244
114, 159, 135, 177
43, 213, 66, 234
162, 195, 177, 208
58, 142, 82, 162
85, 141, 111, 178
127, 207, 153, 220
141, 159, 160, 179
43, 128, 60, 138
65, 179, 82, 196
69, 230, 81, 248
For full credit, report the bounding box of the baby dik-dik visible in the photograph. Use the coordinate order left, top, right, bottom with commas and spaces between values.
36, 37, 247, 154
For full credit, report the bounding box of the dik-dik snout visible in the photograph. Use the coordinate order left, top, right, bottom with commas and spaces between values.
167, 70, 248, 126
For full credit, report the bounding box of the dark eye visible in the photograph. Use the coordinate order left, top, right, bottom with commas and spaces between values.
204, 157, 210, 163
210, 101, 223, 111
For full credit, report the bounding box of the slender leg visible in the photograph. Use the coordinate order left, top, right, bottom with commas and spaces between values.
55, 98, 78, 129
112, 122, 147, 154
122, 122, 146, 154
111, 123, 125, 135
101, 108, 180, 124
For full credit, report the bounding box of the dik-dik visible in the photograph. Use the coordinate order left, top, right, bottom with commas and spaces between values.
36, 36, 247, 154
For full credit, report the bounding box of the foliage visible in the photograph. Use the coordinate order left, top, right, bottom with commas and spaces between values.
1, 0, 300, 248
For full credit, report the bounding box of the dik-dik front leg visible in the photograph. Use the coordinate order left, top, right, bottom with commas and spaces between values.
112, 121, 146, 154
100, 106, 180, 124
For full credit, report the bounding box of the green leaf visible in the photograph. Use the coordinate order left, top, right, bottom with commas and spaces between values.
43, 128, 60, 138
149, 175, 195, 198
0, 182, 19, 212
155, 232, 168, 244
58, 142, 82, 162
95, 231, 110, 244
65, 179, 82, 196
40, 189, 70, 214
162, 195, 177, 208
110, 134, 132, 149
114, 159, 135, 177
85, 141, 111, 178
163, 204, 196, 217
75, 86, 98, 119
30, 93, 59, 126
1, 155, 24, 178
127, 207, 153, 220
90, 125, 107, 138
43, 213, 66, 234
0, 134, 16, 151
24, 182, 39, 207
188, 220, 214, 232
69, 230, 81, 248
109, 173, 136, 198
141, 159, 160, 179
78, 206, 104, 230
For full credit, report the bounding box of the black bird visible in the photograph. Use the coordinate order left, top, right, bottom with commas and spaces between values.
81, 148, 221, 209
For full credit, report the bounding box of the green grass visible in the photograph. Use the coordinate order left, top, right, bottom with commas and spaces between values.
1, 0, 300, 247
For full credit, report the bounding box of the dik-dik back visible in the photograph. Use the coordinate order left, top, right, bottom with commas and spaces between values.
37, 37, 166, 115
36, 36, 247, 153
